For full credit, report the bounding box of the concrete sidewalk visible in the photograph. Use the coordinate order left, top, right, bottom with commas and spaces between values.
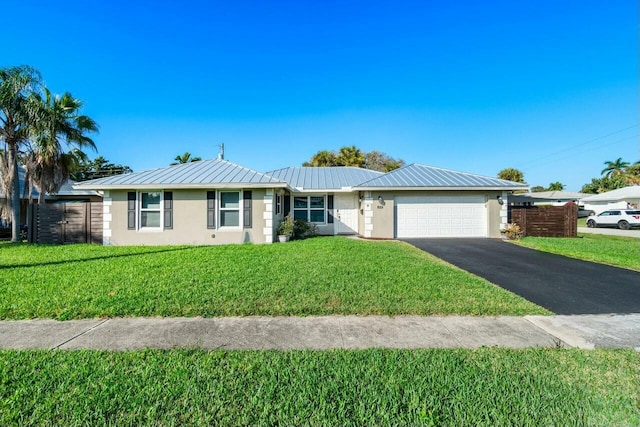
1, 315, 638, 351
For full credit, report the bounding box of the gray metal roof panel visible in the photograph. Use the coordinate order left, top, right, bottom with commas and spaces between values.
355, 163, 529, 189
265, 167, 384, 190
75, 159, 286, 188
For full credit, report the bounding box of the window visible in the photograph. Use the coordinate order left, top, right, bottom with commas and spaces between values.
293, 195, 325, 223
276, 194, 282, 215
140, 192, 162, 228
220, 191, 240, 227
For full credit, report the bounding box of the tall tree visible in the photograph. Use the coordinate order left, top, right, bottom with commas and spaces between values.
25, 89, 98, 203
624, 162, 640, 185
530, 186, 545, 192
71, 156, 132, 181
303, 146, 403, 171
172, 152, 201, 165
581, 175, 627, 194
335, 145, 365, 167
546, 182, 565, 191
497, 168, 525, 183
364, 151, 405, 172
0, 66, 42, 242
302, 150, 337, 167
601, 157, 630, 178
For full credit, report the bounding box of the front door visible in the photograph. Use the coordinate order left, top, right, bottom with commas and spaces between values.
334, 194, 358, 234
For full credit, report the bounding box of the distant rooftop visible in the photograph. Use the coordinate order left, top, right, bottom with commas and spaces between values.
581, 185, 640, 202
355, 163, 529, 189
265, 167, 384, 191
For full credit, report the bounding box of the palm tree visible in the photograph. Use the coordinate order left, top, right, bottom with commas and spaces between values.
172, 152, 201, 165
303, 150, 337, 167
336, 145, 365, 167
26, 89, 98, 204
546, 182, 564, 191
624, 161, 640, 185
0, 65, 42, 242
601, 157, 630, 178
497, 168, 525, 183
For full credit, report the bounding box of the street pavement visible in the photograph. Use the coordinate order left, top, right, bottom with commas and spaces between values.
578, 226, 640, 238
1, 314, 638, 351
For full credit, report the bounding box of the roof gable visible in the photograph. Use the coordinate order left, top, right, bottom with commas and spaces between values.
75, 159, 286, 189
265, 167, 383, 190
355, 163, 528, 189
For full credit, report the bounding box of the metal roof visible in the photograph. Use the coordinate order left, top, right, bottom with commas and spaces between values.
355, 163, 529, 190
265, 167, 384, 191
580, 186, 640, 202
74, 159, 287, 190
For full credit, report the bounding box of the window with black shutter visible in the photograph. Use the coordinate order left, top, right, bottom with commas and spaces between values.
243, 191, 252, 228
127, 192, 136, 229
207, 191, 216, 228
164, 191, 173, 229
327, 195, 334, 224
284, 194, 291, 217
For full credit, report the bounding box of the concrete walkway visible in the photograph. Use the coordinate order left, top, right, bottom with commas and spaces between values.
1, 315, 638, 351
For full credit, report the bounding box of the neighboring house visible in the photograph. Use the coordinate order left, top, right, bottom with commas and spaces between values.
581, 186, 640, 214
508, 191, 587, 207
0, 168, 100, 228
74, 158, 527, 245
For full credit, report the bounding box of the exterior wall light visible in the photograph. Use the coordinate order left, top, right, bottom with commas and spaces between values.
497, 195, 504, 205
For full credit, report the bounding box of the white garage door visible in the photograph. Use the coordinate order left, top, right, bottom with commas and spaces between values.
396, 196, 487, 238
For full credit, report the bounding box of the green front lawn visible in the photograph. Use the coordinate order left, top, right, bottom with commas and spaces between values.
1, 348, 638, 426
515, 233, 640, 271
0, 238, 548, 319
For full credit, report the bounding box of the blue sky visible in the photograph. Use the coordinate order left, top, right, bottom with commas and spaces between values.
4, 0, 638, 190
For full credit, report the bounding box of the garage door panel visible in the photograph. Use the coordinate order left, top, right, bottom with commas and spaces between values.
396, 196, 487, 238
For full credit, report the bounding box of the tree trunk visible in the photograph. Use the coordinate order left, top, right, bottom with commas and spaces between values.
7, 141, 21, 242
37, 189, 46, 204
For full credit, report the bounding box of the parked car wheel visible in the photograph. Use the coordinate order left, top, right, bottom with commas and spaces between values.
618, 220, 631, 230
586, 219, 596, 228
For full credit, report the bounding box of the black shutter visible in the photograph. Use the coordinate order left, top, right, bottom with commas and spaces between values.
127, 192, 136, 229
327, 195, 334, 224
207, 191, 216, 229
164, 191, 173, 229
284, 194, 291, 217
243, 191, 252, 228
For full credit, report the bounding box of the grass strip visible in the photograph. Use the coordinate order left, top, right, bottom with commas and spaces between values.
0, 348, 638, 426
0, 238, 548, 319
515, 233, 640, 271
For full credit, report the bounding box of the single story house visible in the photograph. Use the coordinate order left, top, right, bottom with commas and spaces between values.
580, 186, 640, 214
74, 158, 527, 245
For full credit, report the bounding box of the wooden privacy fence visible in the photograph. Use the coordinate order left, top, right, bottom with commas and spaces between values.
510, 203, 577, 237
28, 202, 103, 244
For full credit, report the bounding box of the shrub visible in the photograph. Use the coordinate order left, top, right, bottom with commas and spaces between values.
503, 223, 523, 240
293, 219, 318, 240
277, 215, 295, 236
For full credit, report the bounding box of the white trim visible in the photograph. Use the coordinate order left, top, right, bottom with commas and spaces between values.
264, 189, 274, 243
218, 190, 242, 229
363, 193, 373, 238
102, 193, 112, 245
293, 194, 327, 224
138, 190, 164, 231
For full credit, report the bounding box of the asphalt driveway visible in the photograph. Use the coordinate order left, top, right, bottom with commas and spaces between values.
402, 238, 640, 315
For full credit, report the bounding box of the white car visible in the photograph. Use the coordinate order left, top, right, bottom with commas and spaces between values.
586, 210, 640, 230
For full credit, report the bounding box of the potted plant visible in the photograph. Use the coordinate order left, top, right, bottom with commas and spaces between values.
277, 215, 294, 242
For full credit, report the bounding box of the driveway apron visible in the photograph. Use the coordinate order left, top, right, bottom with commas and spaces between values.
402, 238, 640, 315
